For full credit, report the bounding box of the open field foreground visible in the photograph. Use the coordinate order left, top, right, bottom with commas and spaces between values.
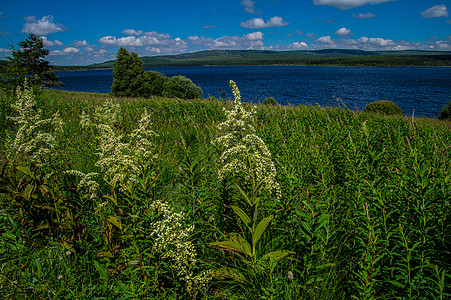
0, 87, 450, 299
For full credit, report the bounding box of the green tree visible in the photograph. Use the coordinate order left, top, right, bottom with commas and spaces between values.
365, 100, 403, 116
141, 71, 168, 97
111, 48, 145, 97
162, 75, 203, 99
7, 33, 61, 89
438, 101, 451, 121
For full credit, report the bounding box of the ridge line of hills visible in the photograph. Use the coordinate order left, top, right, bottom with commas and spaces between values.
57, 49, 451, 71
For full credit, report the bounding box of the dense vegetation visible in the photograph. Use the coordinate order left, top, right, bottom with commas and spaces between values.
86, 49, 451, 69
111, 48, 202, 99
439, 101, 451, 121
0, 84, 450, 299
1, 33, 61, 90
365, 100, 403, 116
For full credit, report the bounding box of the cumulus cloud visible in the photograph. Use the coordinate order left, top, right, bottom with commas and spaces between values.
420, 5, 449, 18
203, 25, 216, 29
50, 47, 80, 56
335, 27, 352, 36
315, 36, 334, 45
99, 31, 170, 47
188, 32, 264, 50
122, 29, 143, 36
241, 16, 289, 29
289, 41, 309, 49
22, 15, 66, 35
63, 47, 80, 54
313, 0, 395, 10
358, 36, 394, 47
241, 0, 258, 14
352, 12, 376, 19
41, 36, 63, 47
73, 40, 88, 47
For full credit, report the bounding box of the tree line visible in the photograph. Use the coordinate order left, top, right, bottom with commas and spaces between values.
1, 34, 203, 100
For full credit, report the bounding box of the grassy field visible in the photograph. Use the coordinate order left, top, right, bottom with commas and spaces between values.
0, 86, 450, 299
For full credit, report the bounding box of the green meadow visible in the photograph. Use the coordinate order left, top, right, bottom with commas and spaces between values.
0, 86, 450, 299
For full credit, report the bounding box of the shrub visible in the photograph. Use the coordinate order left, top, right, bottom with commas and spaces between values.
365, 100, 403, 115
263, 97, 278, 105
162, 76, 203, 99
141, 71, 168, 97
438, 101, 451, 120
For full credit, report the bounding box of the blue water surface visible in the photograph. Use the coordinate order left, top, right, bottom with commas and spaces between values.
55, 65, 451, 118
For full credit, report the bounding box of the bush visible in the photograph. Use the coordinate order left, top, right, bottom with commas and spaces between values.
365, 100, 403, 115
438, 101, 451, 120
140, 71, 168, 97
162, 76, 203, 99
263, 97, 278, 105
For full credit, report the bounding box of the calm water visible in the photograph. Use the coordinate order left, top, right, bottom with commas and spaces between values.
55, 65, 451, 118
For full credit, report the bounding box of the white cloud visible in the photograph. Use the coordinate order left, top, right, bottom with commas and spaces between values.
50, 47, 80, 56
315, 36, 334, 45
289, 41, 309, 49
241, 16, 289, 29
335, 27, 352, 36
358, 36, 394, 47
22, 15, 66, 35
63, 47, 80, 54
73, 40, 88, 47
241, 0, 258, 14
122, 29, 143, 36
203, 25, 216, 29
0, 48, 10, 53
313, 0, 395, 10
41, 36, 63, 47
188, 32, 264, 50
352, 12, 376, 19
420, 5, 449, 18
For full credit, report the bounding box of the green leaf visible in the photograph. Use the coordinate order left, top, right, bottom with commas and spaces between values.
107, 216, 122, 230
233, 183, 252, 206
214, 267, 248, 284
259, 250, 295, 269
103, 195, 118, 206
230, 205, 251, 228
97, 251, 114, 258
210, 233, 252, 257
94, 260, 109, 280
16, 166, 33, 177
253, 215, 273, 246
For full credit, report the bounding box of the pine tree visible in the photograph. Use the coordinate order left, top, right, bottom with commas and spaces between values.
7, 33, 61, 89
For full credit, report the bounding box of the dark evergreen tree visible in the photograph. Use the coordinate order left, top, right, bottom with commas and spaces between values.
7, 33, 61, 89
111, 48, 145, 97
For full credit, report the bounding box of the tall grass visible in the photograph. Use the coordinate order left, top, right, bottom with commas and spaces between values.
0, 88, 450, 299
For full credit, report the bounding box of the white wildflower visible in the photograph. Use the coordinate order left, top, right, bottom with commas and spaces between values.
214, 80, 281, 198
7, 80, 64, 168
65, 170, 99, 200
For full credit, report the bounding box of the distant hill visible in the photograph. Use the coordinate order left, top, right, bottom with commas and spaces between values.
52, 49, 451, 71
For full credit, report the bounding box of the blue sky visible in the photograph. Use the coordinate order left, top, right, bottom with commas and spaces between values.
1, 0, 450, 65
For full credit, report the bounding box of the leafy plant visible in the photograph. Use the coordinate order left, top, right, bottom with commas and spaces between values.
365, 99, 403, 115
263, 97, 278, 105
162, 75, 203, 99
438, 101, 451, 120
210, 81, 293, 294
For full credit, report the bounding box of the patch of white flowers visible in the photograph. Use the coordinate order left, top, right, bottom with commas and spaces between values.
80, 101, 158, 192
151, 199, 213, 294
214, 80, 281, 198
6, 80, 64, 168
65, 170, 99, 200
78, 100, 211, 293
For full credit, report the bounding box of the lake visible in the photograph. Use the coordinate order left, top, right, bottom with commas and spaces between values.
55, 65, 451, 118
